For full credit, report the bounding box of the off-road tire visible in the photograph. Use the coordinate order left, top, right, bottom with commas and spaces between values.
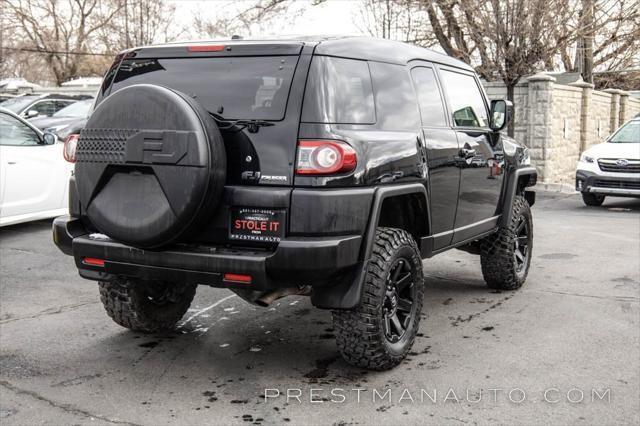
332, 227, 424, 370
581, 192, 605, 206
98, 279, 197, 332
480, 195, 533, 290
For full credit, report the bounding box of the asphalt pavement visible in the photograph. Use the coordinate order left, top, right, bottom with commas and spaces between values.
1, 192, 639, 425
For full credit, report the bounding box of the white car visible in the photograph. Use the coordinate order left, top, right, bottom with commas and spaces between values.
0, 108, 73, 226
576, 117, 640, 206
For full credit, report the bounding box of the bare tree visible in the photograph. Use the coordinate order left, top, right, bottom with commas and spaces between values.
356, 0, 430, 44
100, 0, 180, 51
564, 0, 640, 84
412, 0, 578, 135
192, 0, 298, 39
5, 0, 123, 85
356, 0, 638, 95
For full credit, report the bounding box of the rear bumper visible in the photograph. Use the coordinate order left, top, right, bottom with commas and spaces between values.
575, 170, 640, 197
53, 215, 362, 290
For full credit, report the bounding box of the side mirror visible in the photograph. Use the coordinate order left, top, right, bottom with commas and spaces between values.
25, 109, 39, 118
42, 132, 57, 145
489, 99, 513, 132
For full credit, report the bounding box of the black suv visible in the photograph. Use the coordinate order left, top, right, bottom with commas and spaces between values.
53, 37, 536, 370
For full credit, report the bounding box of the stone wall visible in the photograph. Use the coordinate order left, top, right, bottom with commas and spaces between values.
547, 84, 582, 186
482, 75, 640, 186
624, 97, 640, 122
590, 91, 613, 145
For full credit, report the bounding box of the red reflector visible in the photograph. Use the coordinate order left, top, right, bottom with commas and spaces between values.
223, 273, 252, 283
187, 45, 225, 52
83, 257, 105, 267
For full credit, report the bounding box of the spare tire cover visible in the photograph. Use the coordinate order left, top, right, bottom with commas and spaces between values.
75, 84, 226, 248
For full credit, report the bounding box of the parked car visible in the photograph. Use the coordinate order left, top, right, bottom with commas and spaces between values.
0, 93, 16, 102
52, 36, 536, 370
0, 108, 73, 226
51, 117, 88, 141
30, 98, 93, 134
0, 93, 91, 119
576, 117, 640, 206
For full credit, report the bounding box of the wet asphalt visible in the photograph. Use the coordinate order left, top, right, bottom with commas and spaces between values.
0, 192, 639, 425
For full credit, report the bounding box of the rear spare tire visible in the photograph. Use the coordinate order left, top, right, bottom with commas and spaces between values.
75, 84, 225, 248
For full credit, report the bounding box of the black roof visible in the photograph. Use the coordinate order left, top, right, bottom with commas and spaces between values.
314, 37, 473, 70
130, 36, 474, 71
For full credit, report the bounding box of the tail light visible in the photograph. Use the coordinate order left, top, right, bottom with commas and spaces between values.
296, 140, 357, 175
63, 134, 79, 163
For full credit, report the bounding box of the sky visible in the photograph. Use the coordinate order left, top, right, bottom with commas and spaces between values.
170, 0, 365, 39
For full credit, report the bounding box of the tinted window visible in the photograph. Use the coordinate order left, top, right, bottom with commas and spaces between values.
55, 100, 75, 112
53, 99, 92, 117
30, 100, 57, 117
369, 61, 420, 131
411, 67, 447, 127
440, 70, 488, 128
301, 56, 375, 124
0, 113, 41, 146
111, 56, 298, 120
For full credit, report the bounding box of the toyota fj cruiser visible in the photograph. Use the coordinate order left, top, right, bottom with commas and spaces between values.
53, 37, 537, 370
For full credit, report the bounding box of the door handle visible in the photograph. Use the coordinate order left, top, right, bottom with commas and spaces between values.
7, 161, 17, 165
459, 148, 476, 159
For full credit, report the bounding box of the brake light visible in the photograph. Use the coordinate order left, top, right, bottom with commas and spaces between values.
187, 45, 225, 52
83, 257, 105, 267
296, 140, 357, 175
63, 134, 79, 163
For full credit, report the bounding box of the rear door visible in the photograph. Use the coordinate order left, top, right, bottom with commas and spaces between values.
106, 43, 309, 187
0, 112, 70, 221
409, 64, 460, 249
438, 67, 504, 242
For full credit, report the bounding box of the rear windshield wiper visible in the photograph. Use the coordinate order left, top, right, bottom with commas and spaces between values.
208, 112, 275, 133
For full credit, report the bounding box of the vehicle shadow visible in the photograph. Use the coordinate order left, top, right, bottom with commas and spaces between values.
0, 219, 53, 238
76, 272, 501, 389
601, 197, 640, 211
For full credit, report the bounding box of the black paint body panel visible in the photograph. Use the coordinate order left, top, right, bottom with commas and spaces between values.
57, 36, 537, 309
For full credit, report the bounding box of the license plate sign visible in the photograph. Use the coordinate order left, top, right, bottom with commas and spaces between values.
230, 208, 285, 243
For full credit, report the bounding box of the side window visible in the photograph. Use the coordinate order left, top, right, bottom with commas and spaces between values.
29, 100, 57, 117
302, 56, 375, 124
55, 100, 74, 113
369, 62, 420, 131
410, 67, 447, 127
0, 114, 41, 146
440, 70, 488, 128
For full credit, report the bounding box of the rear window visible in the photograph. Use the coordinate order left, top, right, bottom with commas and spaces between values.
301, 56, 375, 124
369, 61, 420, 131
110, 56, 299, 120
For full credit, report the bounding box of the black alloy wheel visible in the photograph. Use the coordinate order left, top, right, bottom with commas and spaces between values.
480, 195, 533, 290
382, 258, 416, 343
332, 227, 425, 370
513, 216, 530, 276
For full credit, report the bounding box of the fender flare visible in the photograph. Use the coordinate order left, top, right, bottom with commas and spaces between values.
361, 183, 429, 261
311, 183, 429, 310
499, 166, 537, 227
